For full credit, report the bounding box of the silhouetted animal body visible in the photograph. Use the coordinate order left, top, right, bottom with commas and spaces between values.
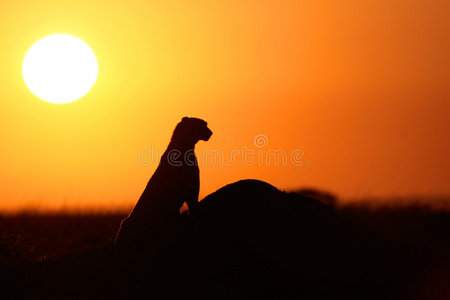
115, 117, 212, 249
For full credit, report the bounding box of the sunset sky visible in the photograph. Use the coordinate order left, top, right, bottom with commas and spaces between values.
0, 0, 449, 212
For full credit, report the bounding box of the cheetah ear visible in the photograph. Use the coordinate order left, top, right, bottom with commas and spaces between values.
182, 117, 189, 122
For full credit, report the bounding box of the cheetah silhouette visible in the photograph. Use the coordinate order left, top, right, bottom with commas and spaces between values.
115, 117, 212, 250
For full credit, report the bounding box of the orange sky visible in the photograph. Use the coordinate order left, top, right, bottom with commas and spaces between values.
0, 0, 449, 212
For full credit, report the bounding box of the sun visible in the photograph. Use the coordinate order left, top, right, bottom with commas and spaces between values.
22, 34, 98, 104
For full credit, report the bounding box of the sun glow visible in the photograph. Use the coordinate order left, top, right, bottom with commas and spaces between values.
22, 34, 98, 104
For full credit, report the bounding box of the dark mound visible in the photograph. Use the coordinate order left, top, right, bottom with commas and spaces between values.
189, 180, 394, 298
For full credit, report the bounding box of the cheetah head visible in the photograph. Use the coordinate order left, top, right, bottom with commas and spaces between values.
180, 117, 213, 143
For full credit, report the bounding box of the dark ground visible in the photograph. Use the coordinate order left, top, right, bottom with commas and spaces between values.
1, 180, 449, 299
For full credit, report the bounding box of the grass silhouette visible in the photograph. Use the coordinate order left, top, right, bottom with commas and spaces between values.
1, 181, 449, 299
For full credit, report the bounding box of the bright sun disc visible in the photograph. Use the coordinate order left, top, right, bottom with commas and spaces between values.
23, 34, 98, 104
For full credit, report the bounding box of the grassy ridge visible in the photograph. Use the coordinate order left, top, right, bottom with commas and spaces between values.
0, 203, 449, 298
